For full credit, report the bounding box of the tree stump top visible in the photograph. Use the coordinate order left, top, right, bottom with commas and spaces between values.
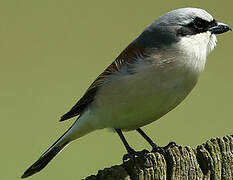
84, 135, 233, 180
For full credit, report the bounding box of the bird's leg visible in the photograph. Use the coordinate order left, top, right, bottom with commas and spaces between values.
136, 128, 179, 153
115, 129, 148, 162
115, 128, 135, 155
136, 128, 158, 149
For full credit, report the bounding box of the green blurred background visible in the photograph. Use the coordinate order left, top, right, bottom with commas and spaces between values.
1, 0, 232, 179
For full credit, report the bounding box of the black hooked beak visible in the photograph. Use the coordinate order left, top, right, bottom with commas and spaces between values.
209, 22, 232, 34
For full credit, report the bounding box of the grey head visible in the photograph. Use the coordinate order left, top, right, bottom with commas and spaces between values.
136, 8, 231, 49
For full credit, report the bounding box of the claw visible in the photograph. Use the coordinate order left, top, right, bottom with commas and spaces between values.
152, 145, 165, 154
123, 153, 133, 162
164, 141, 178, 149
122, 149, 149, 163
152, 141, 180, 154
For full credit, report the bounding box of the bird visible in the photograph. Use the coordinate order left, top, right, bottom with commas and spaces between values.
21, 7, 231, 178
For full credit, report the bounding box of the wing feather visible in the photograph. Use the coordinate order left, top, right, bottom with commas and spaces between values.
60, 41, 146, 121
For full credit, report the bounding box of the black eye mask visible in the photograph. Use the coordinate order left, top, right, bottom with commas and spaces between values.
177, 17, 217, 36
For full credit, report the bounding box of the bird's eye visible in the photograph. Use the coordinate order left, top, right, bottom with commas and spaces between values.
193, 18, 206, 30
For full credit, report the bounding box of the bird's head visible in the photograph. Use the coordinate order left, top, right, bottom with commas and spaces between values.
138, 8, 231, 60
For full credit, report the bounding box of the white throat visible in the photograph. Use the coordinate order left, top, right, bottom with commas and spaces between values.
175, 32, 217, 73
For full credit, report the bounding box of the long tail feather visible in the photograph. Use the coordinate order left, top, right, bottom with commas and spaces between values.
21, 135, 70, 178
22, 114, 92, 178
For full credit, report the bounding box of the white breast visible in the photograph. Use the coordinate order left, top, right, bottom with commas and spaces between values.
85, 33, 217, 131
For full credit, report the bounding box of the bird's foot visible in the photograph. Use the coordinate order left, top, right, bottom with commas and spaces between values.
123, 148, 149, 163
151, 141, 180, 154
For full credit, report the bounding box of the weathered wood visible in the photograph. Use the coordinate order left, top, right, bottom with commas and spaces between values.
84, 135, 233, 180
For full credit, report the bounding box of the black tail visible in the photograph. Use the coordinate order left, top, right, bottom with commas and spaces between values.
21, 139, 69, 178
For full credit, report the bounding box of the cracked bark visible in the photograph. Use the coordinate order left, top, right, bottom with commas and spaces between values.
83, 135, 233, 180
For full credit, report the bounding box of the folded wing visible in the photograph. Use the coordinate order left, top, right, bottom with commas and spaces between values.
60, 41, 146, 121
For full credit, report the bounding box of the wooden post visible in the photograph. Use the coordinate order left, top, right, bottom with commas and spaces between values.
84, 135, 233, 180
